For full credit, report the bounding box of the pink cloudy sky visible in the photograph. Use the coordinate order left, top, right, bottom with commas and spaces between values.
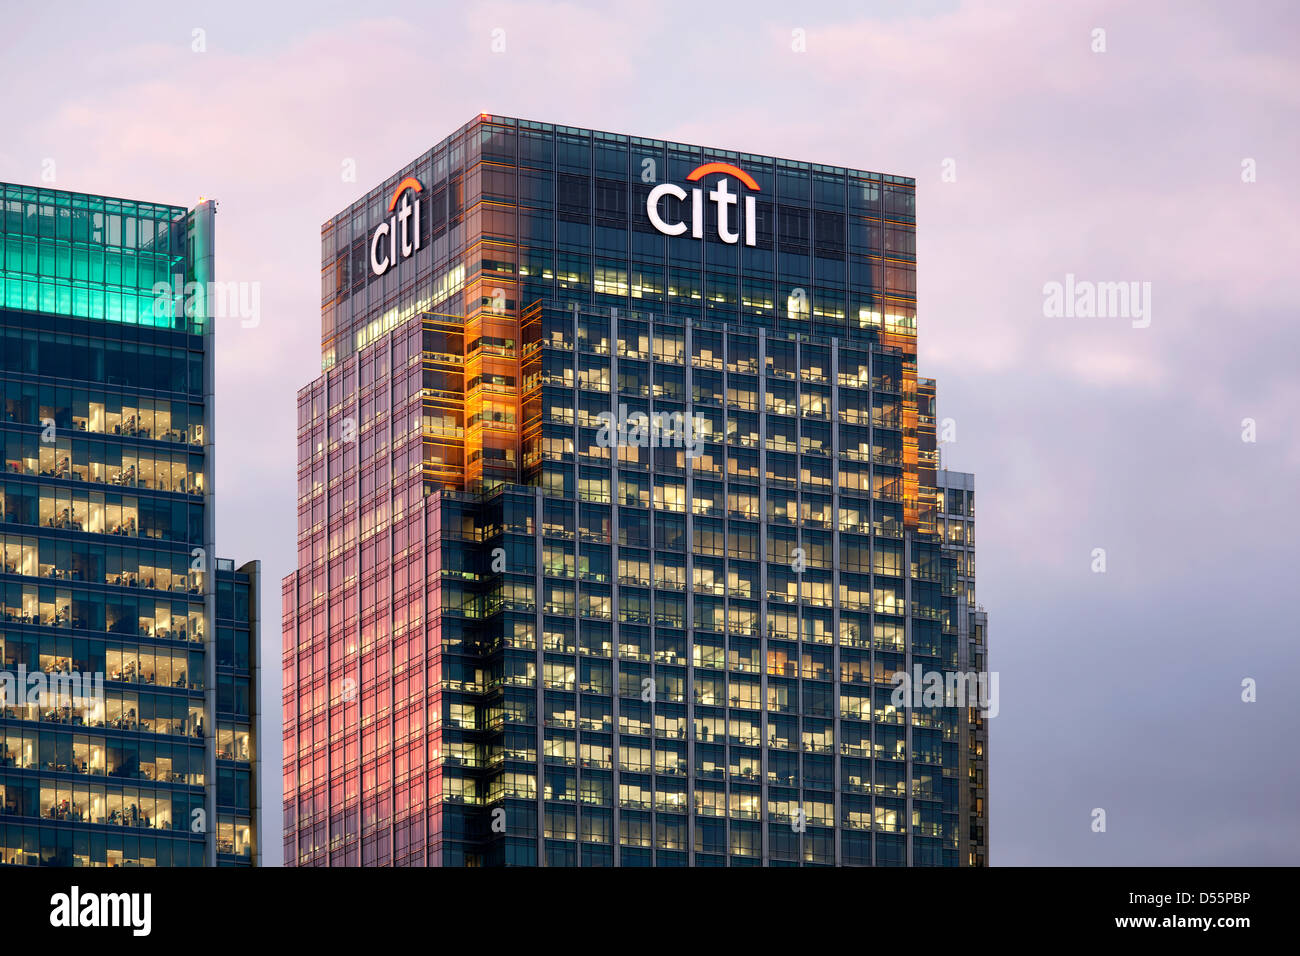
3, 0, 1298, 866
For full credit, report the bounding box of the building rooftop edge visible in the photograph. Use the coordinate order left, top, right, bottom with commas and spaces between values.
0, 180, 194, 216
324, 112, 916, 228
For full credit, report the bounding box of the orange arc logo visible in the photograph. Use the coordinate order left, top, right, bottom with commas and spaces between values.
685, 162, 760, 191
387, 177, 423, 211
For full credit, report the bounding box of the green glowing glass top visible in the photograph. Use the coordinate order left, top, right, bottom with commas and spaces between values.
0, 182, 198, 332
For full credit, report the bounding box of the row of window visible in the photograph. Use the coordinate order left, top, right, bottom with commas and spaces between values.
0, 825, 204, 867
543, 316, 906, 374
2, 383, 204, 446
303, 830, 939, 868
2, 437, 203, 497
0, 730, 205, 783
0, 193, 182, 251
0, 319, 204, 388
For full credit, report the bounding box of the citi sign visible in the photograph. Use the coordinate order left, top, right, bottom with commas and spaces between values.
646, 162, 760, 247
370, 176, 423, 276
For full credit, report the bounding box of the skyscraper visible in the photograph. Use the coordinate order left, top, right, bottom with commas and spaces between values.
0, 183, 260, 866
283, 115, 989, 866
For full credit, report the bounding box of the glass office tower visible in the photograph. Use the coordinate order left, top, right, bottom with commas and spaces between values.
283, 115, 989, 866
0, 183, 259, 866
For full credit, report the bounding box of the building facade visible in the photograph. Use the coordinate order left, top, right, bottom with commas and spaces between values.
935, 467, 988, 867
0, 183, 259, 866
283, 115, 988, 866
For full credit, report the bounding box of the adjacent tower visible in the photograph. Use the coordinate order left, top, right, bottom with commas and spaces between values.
0, 183, 260, 866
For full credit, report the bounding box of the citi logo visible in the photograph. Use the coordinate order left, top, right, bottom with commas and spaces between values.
646, 162, 760, 247
370, 176, 423, 276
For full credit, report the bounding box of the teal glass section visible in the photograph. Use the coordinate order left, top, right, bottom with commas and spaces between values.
0, 184, 196, 332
